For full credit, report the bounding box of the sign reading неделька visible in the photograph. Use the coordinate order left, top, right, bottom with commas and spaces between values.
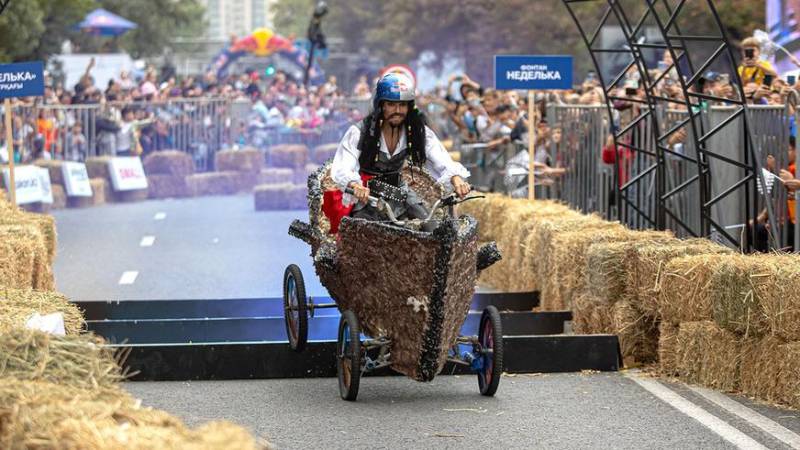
494, 55, 573, 90
0, 61, 45, 99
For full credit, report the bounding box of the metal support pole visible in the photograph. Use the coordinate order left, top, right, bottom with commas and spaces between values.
4, 98, 16, 206
528, 90, 536, 200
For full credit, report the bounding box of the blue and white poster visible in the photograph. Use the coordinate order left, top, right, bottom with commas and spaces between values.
0, 61, 45, 99
494, 55, 573, 90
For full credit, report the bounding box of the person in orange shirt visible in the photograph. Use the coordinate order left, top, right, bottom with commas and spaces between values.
36, 109, 56, 159
738, 37, 777, 87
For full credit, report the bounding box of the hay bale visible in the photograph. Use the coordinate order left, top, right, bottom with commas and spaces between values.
710, 254, 777, 337
676, 321, 743, 392
215, 148, 264, 173
753, 254, 800, 341
254, 184, 292, 210
186, 172, 239, 196
544, 229, 672, 311
88, 178, 107, 206
292, 163, 320, 185
114, 188, 150, 203
658, 254, 731, 323
0, 209, 56, 264
143, 150, 195, 177
532, 217, 624, 310
50, 184, 67, 209
85, 156, 113, 180
234, 171, 261, 192
0, 224, 53, 291
585, 238, 672, 304
740, 336, 783, 404
612, 300, 659, 365
32, 159, 65, 186
478, 198, 575, 292
658, 321, 680, 377
258, 167, 294, 185
0, 379, 271, 450
0, 288, 84, 335
312, 143, 338, 164
0, 329, 123, 388
147, 174, 190, 199
629, 239, 732, 317
572, 293, 614, 334
269, 144, 309, 169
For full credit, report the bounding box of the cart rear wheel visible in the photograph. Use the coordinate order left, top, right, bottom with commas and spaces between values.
478, 305, 503, 396
283, 264, 308, 352
337, 310, 361, 401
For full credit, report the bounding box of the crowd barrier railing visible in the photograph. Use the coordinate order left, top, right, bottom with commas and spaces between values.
455, 103, 799, 251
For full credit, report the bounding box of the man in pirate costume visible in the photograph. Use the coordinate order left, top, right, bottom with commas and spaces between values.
327, 72, 470, 231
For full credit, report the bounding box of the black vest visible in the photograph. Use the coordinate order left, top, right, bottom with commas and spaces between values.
358, 125, 409, 186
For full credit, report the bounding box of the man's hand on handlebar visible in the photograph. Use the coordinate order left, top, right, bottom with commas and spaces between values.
348, 181, 370, 204
451, 175, 471, 199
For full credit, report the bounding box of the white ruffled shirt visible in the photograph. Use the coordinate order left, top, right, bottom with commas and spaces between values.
331, 124, 470, 194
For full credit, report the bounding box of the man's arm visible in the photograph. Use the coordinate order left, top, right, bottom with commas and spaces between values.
423, 126, 471, 197
331, 125, 369, 202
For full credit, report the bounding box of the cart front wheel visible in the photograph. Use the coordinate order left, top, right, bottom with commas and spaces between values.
477, 305, 503, 396
337, 310, 361, 401
283, 264, 308, 352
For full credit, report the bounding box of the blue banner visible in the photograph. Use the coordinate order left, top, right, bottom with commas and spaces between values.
494, 55, 573, 90
0, 61, 45, 99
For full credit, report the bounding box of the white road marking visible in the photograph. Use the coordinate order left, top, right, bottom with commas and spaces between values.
689, 385, 800, 449
140, 236, 156, 247
154, 212, 167, 220
627, 374, 769, 450
118, 271, 139, 285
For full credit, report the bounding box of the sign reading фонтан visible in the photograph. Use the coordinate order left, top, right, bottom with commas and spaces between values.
0, 61, 45, 99
494, 55, 573, 90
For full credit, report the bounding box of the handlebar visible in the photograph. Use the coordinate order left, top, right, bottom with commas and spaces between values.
344, 186, 483, 228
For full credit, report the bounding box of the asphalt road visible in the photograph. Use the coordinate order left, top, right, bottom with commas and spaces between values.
54, 196, 800, 449
52, 195, 325, 300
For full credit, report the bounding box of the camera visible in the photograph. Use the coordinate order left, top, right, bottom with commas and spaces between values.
789, 75, 797, 86
763, 74, 774, 86
744, 48, 755, 59
625, 87, 638, 96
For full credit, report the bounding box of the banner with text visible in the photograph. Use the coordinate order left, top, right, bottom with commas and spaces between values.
494, 55, 573, 90
0, 61, 45, 99
2, 165, 50, 204
62, 162, 93, 197
109, 157, 148, 191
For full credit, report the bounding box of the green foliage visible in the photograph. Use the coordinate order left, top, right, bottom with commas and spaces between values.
269, 0, 767, 86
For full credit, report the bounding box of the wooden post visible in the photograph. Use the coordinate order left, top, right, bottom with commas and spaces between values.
4, 98, 15, 207
527, 90, 536, 200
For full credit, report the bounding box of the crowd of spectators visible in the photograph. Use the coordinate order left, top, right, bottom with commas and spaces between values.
0, 58, 371, 165
427, 36, 799, 249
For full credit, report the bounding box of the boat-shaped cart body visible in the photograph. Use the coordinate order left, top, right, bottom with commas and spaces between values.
287, 162, 502, 400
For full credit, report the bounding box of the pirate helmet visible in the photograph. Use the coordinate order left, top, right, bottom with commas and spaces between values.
373, 72, 415, 110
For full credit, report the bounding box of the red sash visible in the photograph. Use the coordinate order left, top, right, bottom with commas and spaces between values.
321, 172, 375, 234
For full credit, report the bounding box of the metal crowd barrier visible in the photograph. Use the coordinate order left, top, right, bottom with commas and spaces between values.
456, 103, 799, 251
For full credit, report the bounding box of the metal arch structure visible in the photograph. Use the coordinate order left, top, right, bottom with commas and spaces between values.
563, 0, 780, 251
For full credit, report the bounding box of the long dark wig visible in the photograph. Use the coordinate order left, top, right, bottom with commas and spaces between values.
357, 101, 428, 169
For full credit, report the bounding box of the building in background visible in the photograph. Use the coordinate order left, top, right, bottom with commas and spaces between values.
202, 0, 276, 40
768, 0, 800, 73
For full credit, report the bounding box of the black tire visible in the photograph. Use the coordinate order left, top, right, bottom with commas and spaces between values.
478, 305, 503, 396
283, 264, 308, 352
337, 310, 361, 401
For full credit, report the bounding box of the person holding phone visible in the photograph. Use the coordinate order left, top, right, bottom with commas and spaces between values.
738, 37, 777, 86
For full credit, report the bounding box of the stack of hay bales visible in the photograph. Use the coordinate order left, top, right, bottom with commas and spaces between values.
186, 172, 239, 196
255, 144, 310, 211
312, 143, 338, 165
0, 208, 56, 291
0, 197, 271, 449
143, 150, 194, 199
214, 148, 264, 192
